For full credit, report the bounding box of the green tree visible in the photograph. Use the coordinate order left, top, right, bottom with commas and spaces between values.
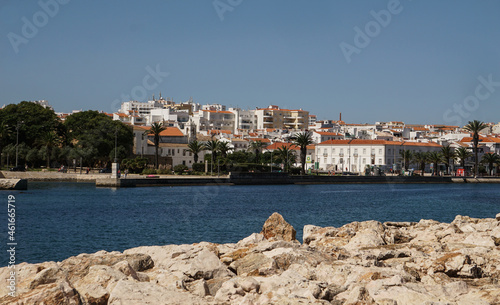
0, 101, 62, 147
293, 131, 314, 175
481, 153, 500, 176
65, 110, 133, 167
187, 140, 205, 163
145, 122, 166, 169
463, 120, 488, 178
217, 141, 231, 159
440, 145, 456, 175
455, 147, 472, 168
413, 151, 428, 174
37, 131, 60, 168
427, 151, 442, 176
204, 139, 220, 172
275, 145, 296, 173
399, 149, 413, 171
248, 140, 267, 163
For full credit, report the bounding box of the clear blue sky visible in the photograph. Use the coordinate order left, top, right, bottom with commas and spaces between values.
1, 0, 499, 125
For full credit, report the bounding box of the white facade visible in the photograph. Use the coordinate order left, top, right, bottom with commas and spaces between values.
229, 108, 257, 131
191, 110, 236, 133
118, 100, 164, 115
315, 139, 442, 173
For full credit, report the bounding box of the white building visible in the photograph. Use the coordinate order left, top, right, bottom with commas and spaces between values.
315, 139, 442, 173
191, 110, 236, 134
229, 108, 257, 132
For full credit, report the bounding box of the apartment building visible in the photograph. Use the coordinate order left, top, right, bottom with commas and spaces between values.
255, 105, 309, 130
191, 110, 236, 134
315, 139, 442, 173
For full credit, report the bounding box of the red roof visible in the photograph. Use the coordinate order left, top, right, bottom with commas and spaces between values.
209, 130, 232, 135
146, 127, 184, 137
314, 131, 342, 136
266, 142, 315, 150
318, 139, 441, 147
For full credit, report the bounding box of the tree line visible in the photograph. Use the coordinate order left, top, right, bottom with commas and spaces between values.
0, 102, 133, 169
399, 121, 499, 177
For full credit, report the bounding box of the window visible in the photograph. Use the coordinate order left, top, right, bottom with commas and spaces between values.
332, 158, 335, 163
340, 148, 344, 153
323, 148, 327, 154
379, 149, 382, 154
362, 158, 366, 164
354, 148, 358, 153
363, 148, 366, 154
332, 148, 335, 153
379, 158, 382, 164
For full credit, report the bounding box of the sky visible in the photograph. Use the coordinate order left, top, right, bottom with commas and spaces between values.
1, 0, 500, 126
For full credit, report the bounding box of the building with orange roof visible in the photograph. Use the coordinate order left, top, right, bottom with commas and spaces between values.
312, 131, 344, 143
315, 139, 441, 173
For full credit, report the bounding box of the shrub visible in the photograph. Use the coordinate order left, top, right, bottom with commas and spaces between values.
174, 164, 188, 174
192, 163, 205, 172
141, 168, 156, 175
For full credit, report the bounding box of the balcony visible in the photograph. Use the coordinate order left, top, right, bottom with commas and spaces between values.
323, 153, 328, 157
353, 153, 358, 157
339, 153, 344, 157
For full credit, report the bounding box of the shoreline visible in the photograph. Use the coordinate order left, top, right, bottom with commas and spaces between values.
2, 212, 499, 304
2, 171, 500, 188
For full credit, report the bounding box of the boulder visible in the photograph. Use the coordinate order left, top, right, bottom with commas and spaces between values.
108, 279, 205, 305
261, 212, 296, 241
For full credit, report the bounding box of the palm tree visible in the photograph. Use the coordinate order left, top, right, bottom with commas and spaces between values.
276, 145, 295, 173
427, 151, 442, 176
481, 153, 500, 176
146, 122, 166, 169
217, 141, 231, 158
440, 145, 456, 175
413, 152, 428, 174
455, 147, 472, 168
399, 149, 413, 171
38, 131, 60, 168
204, 139, 220, 167
293, 131, 314, 175
187, 140, 205, 163
463, 120, 488, 178
248, 140, 266, 164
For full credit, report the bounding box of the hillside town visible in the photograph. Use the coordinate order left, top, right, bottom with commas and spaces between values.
14, 98, 500, 176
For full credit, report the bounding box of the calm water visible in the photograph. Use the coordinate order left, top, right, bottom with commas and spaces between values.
3, 182, 500, 265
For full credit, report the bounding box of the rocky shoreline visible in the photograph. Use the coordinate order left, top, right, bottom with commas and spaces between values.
2, 212, 500, 304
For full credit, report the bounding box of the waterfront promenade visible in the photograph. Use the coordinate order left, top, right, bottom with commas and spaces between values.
2, 171, 500, 188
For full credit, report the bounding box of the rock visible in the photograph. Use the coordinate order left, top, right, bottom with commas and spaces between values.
108, 279, 205, 305
113, 260, 139, 280
496, 213, 500, 221
239, 277, 260, 292
188, 279, 209, 297
261, 212, 297, 241
214, 280, 245, 302
237, 233, 265, 247
5, 212, 500, 304
59, 252, 153, 283
230, 252, 277, 276
0, 279, 80, 305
